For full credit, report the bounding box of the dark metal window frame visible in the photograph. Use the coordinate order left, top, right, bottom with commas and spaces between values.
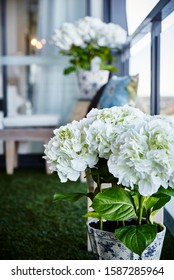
122, 0, 174, 115
0, 0, 7, 116
103, 0, 128, 76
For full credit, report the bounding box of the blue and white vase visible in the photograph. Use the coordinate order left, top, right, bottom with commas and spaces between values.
77, 69, 109, 100
87, 219, 166, 260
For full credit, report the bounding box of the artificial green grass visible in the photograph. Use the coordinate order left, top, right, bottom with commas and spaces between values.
0, 168, 93, 260
0, 167, 174, 260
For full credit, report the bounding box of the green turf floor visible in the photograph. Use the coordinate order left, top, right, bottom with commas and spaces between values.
0, 167, 173, 260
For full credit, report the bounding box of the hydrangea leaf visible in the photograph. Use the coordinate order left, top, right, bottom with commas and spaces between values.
157, 186, 174, 197
144, 196, 159, 211
149, 194, 171, 223
115, 224, 157, 256
54, 192, 86, 202
92, 187, 136, 221
83, 212, 101, 219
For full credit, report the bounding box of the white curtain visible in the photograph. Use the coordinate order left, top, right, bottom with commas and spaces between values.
32, 0, 86, 124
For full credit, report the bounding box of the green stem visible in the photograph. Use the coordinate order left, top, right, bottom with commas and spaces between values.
146, 209, 151, 224
100, 218, 103, 230
97, 174, 103, 230
99, 181, 103, 230
138, 195, 145, 225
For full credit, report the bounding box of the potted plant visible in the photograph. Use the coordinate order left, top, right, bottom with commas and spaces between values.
52, 16, 127, 98
44, 105, 174, 260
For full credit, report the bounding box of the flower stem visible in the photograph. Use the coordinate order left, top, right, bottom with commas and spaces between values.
146, 209, 151, 224
138, 195, 145, 225
100, 218, 103, 230
97, 177, 103, 230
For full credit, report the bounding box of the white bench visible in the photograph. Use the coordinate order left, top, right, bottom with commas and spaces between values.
0, 114, 60, 174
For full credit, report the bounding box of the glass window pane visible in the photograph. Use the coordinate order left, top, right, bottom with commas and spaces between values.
126, 0, 159, 35
129, 34, 151, 114
160, 12, 174, 116
0, 0, 87, 155
5, 0, 87, 56
1, 0, 87, 124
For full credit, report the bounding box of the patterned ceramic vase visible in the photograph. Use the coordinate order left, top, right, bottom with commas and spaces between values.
77, 70, 109, 99
87, 219, 166, 260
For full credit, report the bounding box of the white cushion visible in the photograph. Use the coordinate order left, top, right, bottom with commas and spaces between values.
3, 114, 60, 128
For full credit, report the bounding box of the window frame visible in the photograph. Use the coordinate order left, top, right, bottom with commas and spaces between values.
121, 0, 174, 115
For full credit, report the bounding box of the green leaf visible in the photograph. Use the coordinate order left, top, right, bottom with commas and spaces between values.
83, 211, 101, 219
63, 66, 76, 75
100, 64, 118, 72
92, 187, 136, 221
115, 224, 157, 256
131, 192, 139, 213
54, 192, 86, 202
153, 192, 171, 203
144, 196, 159, 211
157, 186, 174, 197
149, 194, 171, 223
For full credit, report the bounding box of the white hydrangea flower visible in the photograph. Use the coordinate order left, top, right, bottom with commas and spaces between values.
44, 105, 174, 195
44, 119, 98, 182
52, 16, 127, 51
85, 105, 145, 158
97, 23, 127, 48
108, 115, 174, 196
76, 16, 104, 42
52, 23, 83, 51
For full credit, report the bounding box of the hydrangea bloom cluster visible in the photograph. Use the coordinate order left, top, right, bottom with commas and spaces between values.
44, 105, 174, 196
52, 16, 127, 74
44, 119, 98, 183
53, 17, 126, 50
